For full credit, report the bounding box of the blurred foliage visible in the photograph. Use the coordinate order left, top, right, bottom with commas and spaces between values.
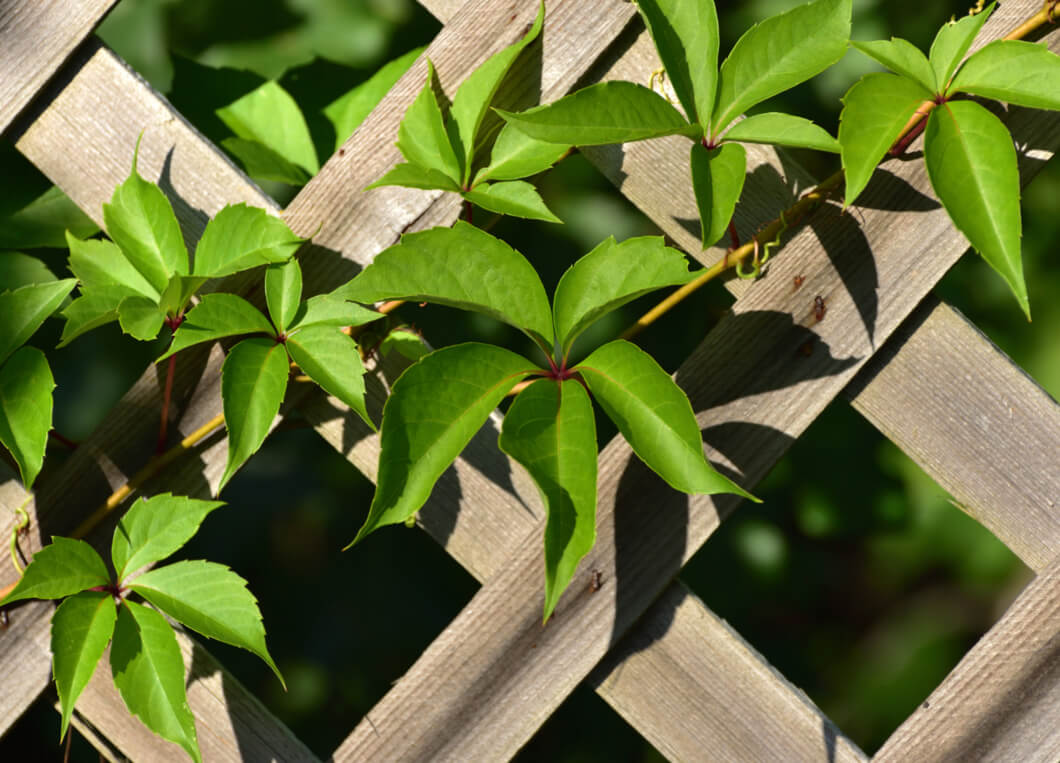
2, 0, 1056, 759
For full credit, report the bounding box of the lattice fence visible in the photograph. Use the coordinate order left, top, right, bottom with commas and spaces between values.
2, 0, 1059, 760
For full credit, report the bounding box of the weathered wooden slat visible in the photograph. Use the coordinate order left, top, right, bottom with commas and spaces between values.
874, 553, 1060, 762
0, 0, 118, 133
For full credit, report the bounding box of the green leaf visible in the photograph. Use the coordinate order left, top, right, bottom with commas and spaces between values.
851, 38, 937, 93
365, 162, 461, 192
111, 493, 225, 580
380, 330, 428, 362
949, 40, 1060, 110
58, 286, 136, 347
925, 100, 1027, 318
578, 340, 755, 499
723, 112, 840, 153
449, 2, 544, 183
462, 180, 561, 223
472, 122, 570, 185
219, 338, 290, 491
192, 203, 303, 279
286, 326, 373, 429
0, 187, 99, 249
348, 343, 534, 545
711, 0, 851, 133
552, 236, 695, 353
220, 137, 311, 186
66, 232, 159, 300
635, 0, 719, 126
499, 379, 596, 622
838, 73, 932, 206
110, 602, 200, 763
498, 81, 699, 146
289, 294, 381, 332
929, 2, 995, 89
335, 221, 554, 348
0, 251, 59, 291
158, 293, 274, 362
117, 295, 165, 341
103, 152, 188, 293
0, 536, 110, 606
0, 347, 54, 487
217, 80, 319, 176
325, 46, 425, 151
265, 260, 302, 333
0, 279, 77, 365
52, 591, 117, 741
395, 60, 462, 186
159, 275, 206, 320
690, 141, 746, 248
130, 560, 283, 686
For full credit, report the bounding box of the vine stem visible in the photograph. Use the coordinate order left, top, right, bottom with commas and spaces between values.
157, 354, 177, 453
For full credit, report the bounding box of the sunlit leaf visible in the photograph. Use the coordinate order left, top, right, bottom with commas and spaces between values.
0, 347, 55, 487
58, 286, 137, 347
395, 60, 462, 185
472, 122, 570, 186
690, 141, 746, 248
192, 203, 303, 279
949, 39, 1060, 110
365, 162, 461, 192
0, 279, 76, 365
723, 112, 840, 153
462, 180, 561, 223
851, 38, 936, 93
286, 326, 373, 429
288, 294, 381, 332
111, 493, 225, 580
66, 232, 159, 300
217, 80, 319, 176
265, 259, 302, 333
117, 295, 165, 341
52, 592, 117, 741
929, 2, 995, 89
380, 330, 428, 362
158, 293, 273, 362
0, 536, 110, 606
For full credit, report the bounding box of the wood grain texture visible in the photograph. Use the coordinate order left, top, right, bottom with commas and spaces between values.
874, 553, 1060, 762
0, 0, 118, 132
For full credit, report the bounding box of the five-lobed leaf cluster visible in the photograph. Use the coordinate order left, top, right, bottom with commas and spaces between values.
0, 494, 283, 763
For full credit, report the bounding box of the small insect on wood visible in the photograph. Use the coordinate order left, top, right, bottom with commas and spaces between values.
793, 275, 804, 290
589, 569, 603, 593
813, 295, 826, 322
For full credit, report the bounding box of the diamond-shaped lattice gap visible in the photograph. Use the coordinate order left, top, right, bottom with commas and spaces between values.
679, 398, 1031, 754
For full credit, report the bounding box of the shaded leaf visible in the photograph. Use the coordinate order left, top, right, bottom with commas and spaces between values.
52, 592, 117, 741
365, 162, 461, 192
723, 112, 840, 153
0, 536, 110, 606
498, 81, 699, 146
929, 2, 994, 89
221, 137, 311, 186
0, 251, 58, 291
286, 326, 373, 429
265, 259, 302, 333
158, 293, 273, 362
462, 180, 561, 223
0, 187, 99, 249
0, 347, 54, 487
499, 379, 596, 622
217, 80, 319, 176
578, 340, 755, 498
348, 343, 534, 545
289, 294, 381, 332
690, 141, 746, 248
111, 602, 200, 763
192, 203, 303, 279
395, 60, 462, 185
219, 338, 290, 491
950, 39, 1060, 110
117, 295, 165, 341
66, 232, 158, 299
552, 236, 695, 353
838, 73, 932, 206
131, 560, 283, 686
380, 330, 428, 362
0, 279, 77, 365
851, 38, 937, 93
472, 122, 570, 185
111, 493, 225, 580
925, 100, 1027, 317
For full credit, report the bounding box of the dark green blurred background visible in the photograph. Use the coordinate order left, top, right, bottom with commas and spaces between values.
3, 0, 1057, 759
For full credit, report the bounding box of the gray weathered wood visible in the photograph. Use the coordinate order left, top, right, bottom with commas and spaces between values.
874, 553, 1060, 762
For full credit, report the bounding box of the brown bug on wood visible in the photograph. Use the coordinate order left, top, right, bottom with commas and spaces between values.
589, 569, 603, 593
813, 295, 826, 322
793, 275, 805, 291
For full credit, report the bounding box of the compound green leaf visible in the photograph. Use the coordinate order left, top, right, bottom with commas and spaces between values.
851, 38, 937, 93
219, 338, 290, 492
0, 251, 58, 291
52, 591, 117, 741
286, 326, 373, 429
265, 259, 302, 333
722, 112, 840, 153
472, 122, 570, 185
0, 278, 77, 365
66, 232, 159, 300
335, 221, 553, 348
103, 153, 188, 293
578, 340, 755, 499
288, 294, 381, 332
553, 236, 695, 353
949, 39, 1060, 110
711, 0, 851, 133
348, 343, 534, 545
0, 536, 110, 606
499, 379, 596, 622
365, 162, 461, 192
217, 80, 319, 176
58, 286, 137, 347
497, 81, 699, 146
325, 46, 424, 151
690, 141, 746, 248
462, 180, 561, 223
111, 493, 226, 580
929, 2, 995, 90
395, 60, 461, 185
110, 602, 200, 763
925, 100, 1027, 318
117, 295, 165, 341
838, 72, 932, 206
158, 293, 274, 362
221, 137, 311, 186
0, 347, 54, 487
449, 2, 544, 183
130, 560, 283, 686
192, 203, 303, 279
0, 187, 98, 249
